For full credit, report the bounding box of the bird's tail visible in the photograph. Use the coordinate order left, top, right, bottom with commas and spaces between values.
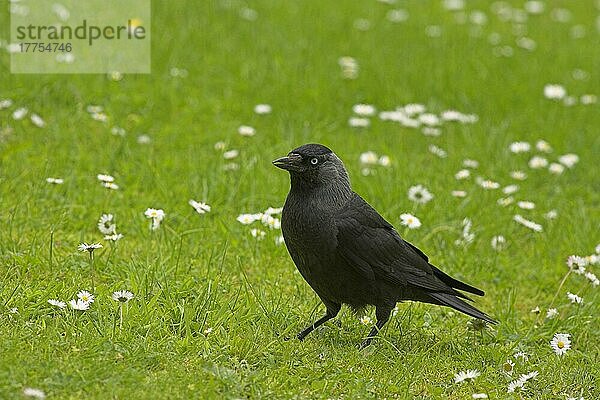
428, 292, 497, 324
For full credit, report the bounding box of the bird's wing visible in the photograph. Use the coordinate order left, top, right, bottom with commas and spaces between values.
334, 194, 466, 297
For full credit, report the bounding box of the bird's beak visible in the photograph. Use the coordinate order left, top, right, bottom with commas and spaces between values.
272, 153, 303, 171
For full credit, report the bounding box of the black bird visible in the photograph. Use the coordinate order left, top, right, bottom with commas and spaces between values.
273, 143, 496, 348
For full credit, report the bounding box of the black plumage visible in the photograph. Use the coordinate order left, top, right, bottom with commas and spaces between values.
273, 143, 496, 347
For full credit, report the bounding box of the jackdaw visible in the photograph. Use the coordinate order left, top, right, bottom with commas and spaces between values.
273, 143, 496, 347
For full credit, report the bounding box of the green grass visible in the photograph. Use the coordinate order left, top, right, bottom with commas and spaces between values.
1, 0, 599, 398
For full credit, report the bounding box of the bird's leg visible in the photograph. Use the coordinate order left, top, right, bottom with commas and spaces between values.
297, 302, 341, 341
359, 307, 391, 349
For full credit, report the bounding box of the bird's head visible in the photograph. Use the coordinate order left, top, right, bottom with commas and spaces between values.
273, 143, 351, 191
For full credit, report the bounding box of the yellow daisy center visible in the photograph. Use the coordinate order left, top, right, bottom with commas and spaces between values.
557, 341, 565, 348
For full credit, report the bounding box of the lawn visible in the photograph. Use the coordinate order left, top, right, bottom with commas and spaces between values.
1, 0, 599, 398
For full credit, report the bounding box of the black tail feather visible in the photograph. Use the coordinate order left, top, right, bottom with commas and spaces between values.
429, 292, 497, 324
430, 265, 485, 296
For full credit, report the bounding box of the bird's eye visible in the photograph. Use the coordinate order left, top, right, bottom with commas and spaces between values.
310, 158, 319, 165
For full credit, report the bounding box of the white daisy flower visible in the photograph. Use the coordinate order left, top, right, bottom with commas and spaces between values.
497, 196, 514, 207
548, 163, 565, 174
451, 190, 467, 198
359, 315, 373, 325
386, 9, 409, 23
112, 290, 134, 303
471, 394, 488, 399
491, 235, 506, 251
478, 179, 500, 190
237, 213, 260, 225
422, 127, 441, 137
408, 185, 434, 204
518, 370, 539, 384
46, 177, 64, 184
223, 149, 239, 159
455, 169, 471, 180
378, 155, 391, 167
137, 134, 151, 144
513, 351, 529, 361
214, 141, 227, 151
30, 113, 45, 128
111, 126, 126, 136
275, 235, 285, 245
513, 214, 543, 232
558, 153, 579, 168
86, 105, 104, 113
403, 103, 426, 115
261, 214, 281, 229
97, 174, 115, 183
566, 292, 583, 304
584, 271, 599, 286
544, 84, 566, 100
352, 104, 376, 116
254, 104, 272, 114
580, 94, 598, 105
264, 207, 283, 215
348, 117, 370, 128
12, 107, 28, 120
48, 299, 66, 309
68, 299, 90, 311
77, 290, 95, 303
359, 151, 379, 165
517, 201, 535, 210
544, 209, 558, 219
23, 387, 46, 399
509, 141, 531, 153
503, 185, 518, 194
428, 144, 447, 158
0, 99, 13, 109
550, 333, 571, 355
238, 125, 256, 137
144, 208, 165, 230
250, 228, 266, 240
454, 369, 480, 383
418, 113, 440, 126
546, 308, 558, 319
510, 170, 527, 180
400, 213, 421, 229
104, 233, 124, 242
528, 156, 548, 169
536, 140, 552, 153
530, 306, 540, 313
503, 359, 515, 374
97, 214, 116, 235
189, 200, 211, 214
103, 182, 119, 190
203, 327, 213, 335
507, 379, 524, 393
77, 243, 103, 252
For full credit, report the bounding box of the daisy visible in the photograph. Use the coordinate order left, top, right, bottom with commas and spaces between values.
352, 104, 376, 116
558, 153, 579, 168
550, 333, 571, 355
203, 327, 214, 335
223, 149, 239, 159
451, 190, 467, 198
97, 174, 115, 183
478, 179, 500, 190
189, 199, 211, 214
77, 290, 95, 303
422, 127, 441, 137
12, 107, 28, 120
46, 177, 64, 184
103, 182, 119, 190
503, 359, 515, 374
378, 155, 391, 167
0, 99, 13, 109
544, 209, 558, 219
104, 233, 124, 242
137, 135, 151, 144
419, 113, 440, 126
359, 315, 373, 325
403, 103, 425, 115
513, 351, 529, 361
471, 394, 487, 399
497, 196, 514, 207
455, 169, 470, 180
111, 126, 126, 136
491, 235, 506, 251
264, 207, 283, 215
254, 104, 272, 114
536, 140, 552, 153
580, 94, 598, 104
503, 184, 518, 194
261, 214, 281, 229
275, 235, 285, 245
348, 117, 370, 128
546, 308, 558, 319
400, 213, 421, 229
428, 144, 447, 158
585, 271, 599, 286
507, 379, 524, 393
528, 156, 548, 169
238, 125, 256, 137
386, 9, 409, 23
237, 213, 260, 225
530, 306, 540, 313
359, 151, 378, 165
566, 292, 583, 304
548, 163, 565, 174
97, 214, 116, 235
68, 299, 90, 311
513, 214, 543, 232
23, 388, 46, 399
510, 170, 527, 180
144, 208, 165, 230
250, 228, 265, 240
47, 299, 66, 309
408, 185, 434, 204
214, 141, 227, 151
78, 243, 103, 252
454, 369, 480, 383
509, 141, 531, 153
544, 84, 566, 100
517, 201, 535, 210
112, 290, 134, 303
30, 114, 45, 128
